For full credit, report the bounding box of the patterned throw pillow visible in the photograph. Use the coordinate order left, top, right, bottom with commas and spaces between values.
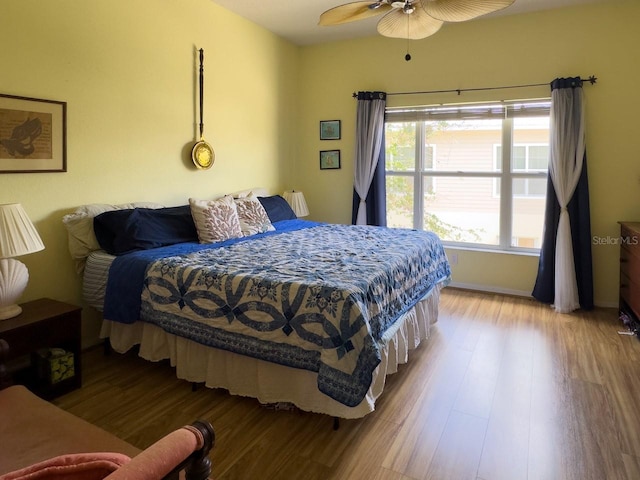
189, 196, 243, 243
234, 194, 275, 236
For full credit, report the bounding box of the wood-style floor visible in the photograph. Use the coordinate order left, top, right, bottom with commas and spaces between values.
54, 288, 640, 480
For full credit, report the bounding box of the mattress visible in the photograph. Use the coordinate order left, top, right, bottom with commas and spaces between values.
82, 250, 116, 311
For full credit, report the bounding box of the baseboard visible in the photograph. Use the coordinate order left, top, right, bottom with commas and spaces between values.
445, 281, 618, 309
446, 281, 533, 299
595, 300, 618, 309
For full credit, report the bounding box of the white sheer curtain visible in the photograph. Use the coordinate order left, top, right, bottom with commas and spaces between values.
548, 83, 586, 313
354, 92, 386, 225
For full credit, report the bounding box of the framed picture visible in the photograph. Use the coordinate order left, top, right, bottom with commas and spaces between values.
320, 120, 341, 140
0, 93, 67, 173
320, 149, 341, 170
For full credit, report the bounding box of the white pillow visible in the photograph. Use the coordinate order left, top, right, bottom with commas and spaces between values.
189, 196, 243, 243
234, 194, 275, 236
230, 187, 270, 198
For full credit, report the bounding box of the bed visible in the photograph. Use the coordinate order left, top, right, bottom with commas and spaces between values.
63, 191, 451, 419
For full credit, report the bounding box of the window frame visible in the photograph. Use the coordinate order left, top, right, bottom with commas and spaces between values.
385, 100, 550, 253
493, 142, 549, 199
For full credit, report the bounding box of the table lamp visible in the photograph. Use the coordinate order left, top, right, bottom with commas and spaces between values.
283, 191, 309, 218
0, 204, 45, 320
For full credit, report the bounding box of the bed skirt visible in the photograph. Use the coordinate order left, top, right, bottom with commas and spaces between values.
101, 284, 443, 419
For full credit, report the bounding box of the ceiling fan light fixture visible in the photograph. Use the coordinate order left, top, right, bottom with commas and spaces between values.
403, 2, 415, 14
319, 1, 392, 26
421, 0, 516, 22
377, 6, 443, 39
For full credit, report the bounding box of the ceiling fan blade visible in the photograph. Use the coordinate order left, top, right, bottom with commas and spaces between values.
377, 7, 443, 39
319, 1, 393, 26
421, 0, 515, 22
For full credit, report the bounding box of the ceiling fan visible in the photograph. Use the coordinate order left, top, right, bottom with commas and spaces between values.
319, 0, 516, 41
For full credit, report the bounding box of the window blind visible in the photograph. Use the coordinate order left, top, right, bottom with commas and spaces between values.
386, 100, 551, 123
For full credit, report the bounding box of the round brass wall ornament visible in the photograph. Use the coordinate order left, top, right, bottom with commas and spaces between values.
192, 138, 214, 169
191, 48, 214, 170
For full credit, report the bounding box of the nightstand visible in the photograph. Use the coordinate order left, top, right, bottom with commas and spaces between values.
0, 298, 82, 399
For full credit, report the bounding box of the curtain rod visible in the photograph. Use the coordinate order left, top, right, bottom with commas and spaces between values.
352, 75, 597, 98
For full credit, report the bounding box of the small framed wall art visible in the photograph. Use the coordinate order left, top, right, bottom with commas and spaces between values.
0, 93, 67, 173
320, 149, 341, 170
320, 120, 341, 140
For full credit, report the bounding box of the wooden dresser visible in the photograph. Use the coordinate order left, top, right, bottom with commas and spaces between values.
619, 222, 640, 337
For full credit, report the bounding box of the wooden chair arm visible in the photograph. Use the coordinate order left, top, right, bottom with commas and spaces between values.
165, 420, 215, 480
104, 420, 215, 480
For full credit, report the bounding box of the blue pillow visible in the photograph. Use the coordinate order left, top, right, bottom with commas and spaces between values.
257, 195, 297, 223
94, 205, 198, 255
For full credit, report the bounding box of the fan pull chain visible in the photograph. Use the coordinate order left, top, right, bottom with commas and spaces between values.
405, 15, 411, 61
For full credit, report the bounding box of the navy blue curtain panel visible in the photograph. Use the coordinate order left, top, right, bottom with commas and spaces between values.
532, 77, 594, 310
352, 136, 386, 226
351, 91, 387, 226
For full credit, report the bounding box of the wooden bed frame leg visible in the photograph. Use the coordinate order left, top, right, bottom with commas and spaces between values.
333, 417, 340, 430
103, 338, 112, 356
192, 382, 199, 392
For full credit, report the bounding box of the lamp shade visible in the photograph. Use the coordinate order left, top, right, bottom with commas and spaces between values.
0, 204, 44, 320
0, 203, 45, 258
283, 191, 309, 218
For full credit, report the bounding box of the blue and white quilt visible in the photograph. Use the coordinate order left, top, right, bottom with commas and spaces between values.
104, 220, 451, 407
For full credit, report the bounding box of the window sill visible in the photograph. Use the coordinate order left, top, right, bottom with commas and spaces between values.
443, 244, 540, 257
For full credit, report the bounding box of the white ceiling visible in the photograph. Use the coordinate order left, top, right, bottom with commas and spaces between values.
209, 0, 613, 46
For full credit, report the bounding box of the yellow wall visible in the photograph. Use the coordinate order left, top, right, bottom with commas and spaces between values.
0, 0, 299, 344
296, 0, 640, 306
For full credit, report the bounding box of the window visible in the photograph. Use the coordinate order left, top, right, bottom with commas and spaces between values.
385, 101, 550, 250
494, 143, 549, 198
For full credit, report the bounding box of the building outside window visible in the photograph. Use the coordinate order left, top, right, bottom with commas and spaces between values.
385, 101, 550, 251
